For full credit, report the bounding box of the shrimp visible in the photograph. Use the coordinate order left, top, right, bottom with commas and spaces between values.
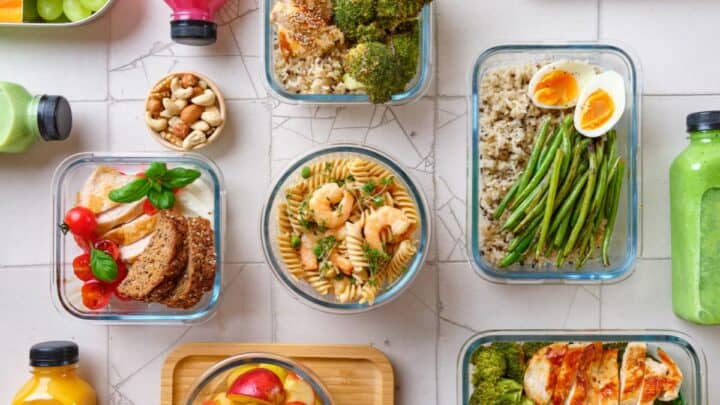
300, 234, 318, 270
330, 251, 353, 275
309, 183, 355, 229
364, 206, 412, 251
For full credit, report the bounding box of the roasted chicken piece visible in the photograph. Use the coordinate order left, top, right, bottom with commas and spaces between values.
270, 0, 344, 58
567, 343, 603, 405
593, 348, 620, 405
619, 342, 646, 405
524, 343, 568, 404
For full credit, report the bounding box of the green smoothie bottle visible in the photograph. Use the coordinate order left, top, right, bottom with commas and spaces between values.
0, 81, 72, 153
670, 111, 720, 324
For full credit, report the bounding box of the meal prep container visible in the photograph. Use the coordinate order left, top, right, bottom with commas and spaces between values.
261, 0, 433, 105
0, 0, 115, 27
467, 43, 641, 284
52, 152, 226, 324
183, 351, 335, 405
260, 144, 431, 313
458, 329, 707, 405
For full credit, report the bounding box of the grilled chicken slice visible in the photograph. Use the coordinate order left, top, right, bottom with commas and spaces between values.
270, 0, 343, 58
101, 214, 158, 246
637, 358, 669, 405
593, 348, 620, 405
552, 343, 587, 404
656, 348, 683, 401
77, 167, 135, 214
95, 199, 144, 235
524, 343, 568, 404
567, 342, 603, 405
620, 343, 647, 405
118, 233, 154, 263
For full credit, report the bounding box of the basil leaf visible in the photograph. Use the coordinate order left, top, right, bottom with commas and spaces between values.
151, 179, 163, 193
108, 178, 151, 203
161, 167, 201, 189
148, 188, 175, 210
90, 248, 118, 282
145, 162, 167, 180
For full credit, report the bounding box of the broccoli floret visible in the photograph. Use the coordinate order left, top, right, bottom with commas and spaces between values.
332, 0, 377, 40
355, 21, 387, 42
471, 346, 507, 384
521, 341, 548, 359
376, 0, 429, 23
469, 379, 524, 405
389, 30, 420, 85
492, 342, 526, 384
518, 396, 535, 405
343, 42, 405, 103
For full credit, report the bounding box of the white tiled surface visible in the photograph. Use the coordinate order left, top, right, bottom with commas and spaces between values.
1, 0, 720, 403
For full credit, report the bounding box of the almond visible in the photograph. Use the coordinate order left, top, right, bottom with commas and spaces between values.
171, 121, 191, 139
147, 99, 163, 116
182, 73, 198, 88
192, 86, 204, 97
180, 104, 204, 125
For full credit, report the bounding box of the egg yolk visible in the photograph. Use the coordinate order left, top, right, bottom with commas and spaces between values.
579, 89, 615, 130
533, 70, 579, 106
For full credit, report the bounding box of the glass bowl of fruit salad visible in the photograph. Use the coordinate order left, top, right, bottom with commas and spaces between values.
184, 352, 334, 405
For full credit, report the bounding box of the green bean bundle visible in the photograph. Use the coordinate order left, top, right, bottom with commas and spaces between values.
495, 118, 625, 269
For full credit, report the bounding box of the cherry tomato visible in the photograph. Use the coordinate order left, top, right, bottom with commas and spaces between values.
73, 234, 93, 252
114, 289, 131, 301
105, 261, 127, 289
94, 239, 120, 261
72, 254, 94, 281
136, 172, 146, 179
143, 198, 159, 216
63, 206, 97, 239
81, 280, 111, 310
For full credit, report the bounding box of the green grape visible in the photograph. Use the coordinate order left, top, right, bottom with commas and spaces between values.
63, 0, 91, 21
23, 0, 40, 22
79, 0, 107, 11
37, 0, 63, 21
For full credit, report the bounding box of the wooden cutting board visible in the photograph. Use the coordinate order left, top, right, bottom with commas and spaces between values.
161, 342, 394, 405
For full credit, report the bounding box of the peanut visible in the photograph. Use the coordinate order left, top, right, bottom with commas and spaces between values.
182, 73, 198, 88
147, 99, 162, 117
180, 104, 204, 124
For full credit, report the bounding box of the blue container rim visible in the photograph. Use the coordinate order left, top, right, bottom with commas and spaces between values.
51, 152, 226, 324
260, 143, 431, 313
261, 0, 433, 105
467, 42, 641, 283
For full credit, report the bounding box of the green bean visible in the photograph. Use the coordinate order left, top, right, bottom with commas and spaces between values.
509, 126, 564, 210
563, 148, 598, 256
516, 118, 551, 194
512, 192, 547, 233
556, 139, 591, 202
549, 171, 590, 234
536, 149, 564, 258
553, 213, 571, 248
538, 127, 560, 167
503, 176, 550, 231
493, 181, 519, 219
560, 123, 573, 177
508, 215, 542, 251
590, 148, 610, 216
499, 251, 521, 268
602, 159, 625, 266
603, 156, 622, 219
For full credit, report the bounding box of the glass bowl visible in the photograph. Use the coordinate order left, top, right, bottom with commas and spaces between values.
51, 152, 226, 324
260, 0, 433, 105
260, 144, 431, 313
467, 42, 641, 284
183, 352, 335, 405
457, 329, 707, 405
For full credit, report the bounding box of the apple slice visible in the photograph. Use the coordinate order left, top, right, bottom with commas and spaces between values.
227, 368, 285, 405
210, 393, 234, 405
226, 364, 258, 389
283, 372, 315, 405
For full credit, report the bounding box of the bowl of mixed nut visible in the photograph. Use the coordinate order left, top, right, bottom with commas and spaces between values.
145, 71, 226, 151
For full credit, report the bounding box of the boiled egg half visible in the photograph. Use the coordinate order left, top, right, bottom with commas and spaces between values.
528, 60, 596, 109
573, 70, 626, 138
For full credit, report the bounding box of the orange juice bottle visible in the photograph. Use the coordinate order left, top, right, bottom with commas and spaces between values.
12, 341, 96, 405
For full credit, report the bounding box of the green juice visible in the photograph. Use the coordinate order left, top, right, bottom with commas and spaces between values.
0, 81, 72, 153
670, 112, 720, 324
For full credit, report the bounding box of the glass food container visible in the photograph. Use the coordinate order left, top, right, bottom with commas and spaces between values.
184, 352, 334, 405
467, 42, 641, 284
260, 144, 431, 313
458, 329, 707, 405
260, 0, 433, 105
0, 0, 116, 27
51, 152, 226, 324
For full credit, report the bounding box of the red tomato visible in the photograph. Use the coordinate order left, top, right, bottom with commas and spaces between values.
94, 239, 120, 261
72, 254, 94, 281
81, 280, 112, 310
73, 234, 94, 252
114, 290, 131, 301
63, 206, 97, 239
136, 172, 146, 179
143, 198, 159, 216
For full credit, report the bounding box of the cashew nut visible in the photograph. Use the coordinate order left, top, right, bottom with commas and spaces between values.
145, 111, 168, 132
191, 89, 216, 107
199, 80, 208, 90
159, 98, 187, 118
201, 106, 223, 126
171, 77, 194, 100
182, 130, 207, 150
168, 116, 184, 129
191, 120, 211, 132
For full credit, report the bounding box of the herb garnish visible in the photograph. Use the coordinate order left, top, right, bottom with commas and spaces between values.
90, 248, 118, 282
363, 244, 390, 279
109, 162, 201, 210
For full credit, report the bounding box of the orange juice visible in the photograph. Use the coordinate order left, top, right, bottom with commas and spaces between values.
12, 341, 96, 405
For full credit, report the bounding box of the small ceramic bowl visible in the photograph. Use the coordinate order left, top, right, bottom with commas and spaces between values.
145, 71, 227, 151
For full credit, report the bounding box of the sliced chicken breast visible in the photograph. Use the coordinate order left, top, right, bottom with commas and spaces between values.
595, 349, 619, 405
102, 214, 158, 246
552, 343, 587, 405
567, 342, 603, 405
95, 199, 145, 235
620, 343, 647, 405
656, 348, 683, 401
118, 234, 153, 263
524, 343, 568, 405
77, 167, 135, 214
637, 358, 669, 405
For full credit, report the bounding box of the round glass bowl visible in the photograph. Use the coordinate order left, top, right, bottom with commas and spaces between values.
183, 352, 335, 405
260, 144, 431, 313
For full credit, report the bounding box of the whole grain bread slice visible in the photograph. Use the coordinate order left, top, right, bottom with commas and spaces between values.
163, 217, 217, 309
117, 211, 188, 301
